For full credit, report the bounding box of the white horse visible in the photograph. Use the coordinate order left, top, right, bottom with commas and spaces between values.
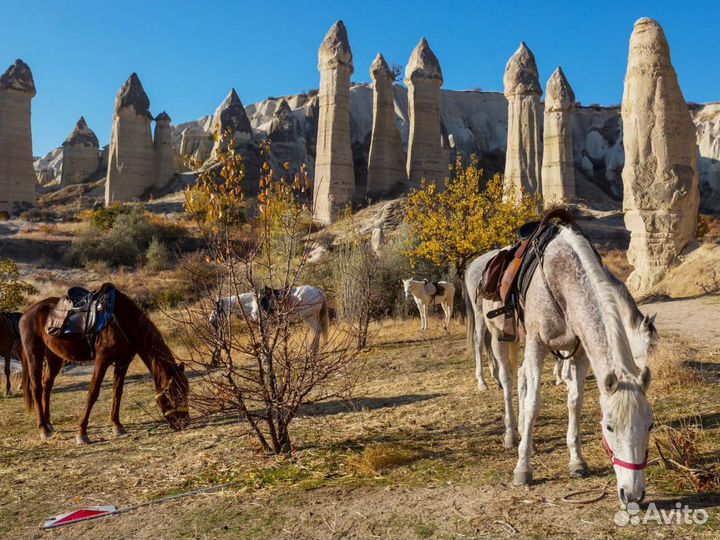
402, 278, 455, 331
210, 285, 330, 352
466, 225, 657, 506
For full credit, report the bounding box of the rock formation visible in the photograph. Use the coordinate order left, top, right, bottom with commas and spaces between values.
266, 99, 307, 165
504, 42, 543, 196
105, 73, 154, 204
405, 38, 444, 185
179, 122, 213, 167
366, 53, 406, 197
541, 67, 575, 203
153, 111, 176, 188
622, 17, 700, 295
210, 89, 254, 155
60, 117, 100, 186
313, 20, 355, 224
0, 59, 36, 214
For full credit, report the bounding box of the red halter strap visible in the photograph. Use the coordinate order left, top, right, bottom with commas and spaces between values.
600, 416, 648, 471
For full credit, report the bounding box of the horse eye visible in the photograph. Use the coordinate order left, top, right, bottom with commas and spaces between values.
606, 425, 614, 433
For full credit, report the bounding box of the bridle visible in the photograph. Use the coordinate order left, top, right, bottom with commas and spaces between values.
155, 376, 189, 418
600, 414, 648, 471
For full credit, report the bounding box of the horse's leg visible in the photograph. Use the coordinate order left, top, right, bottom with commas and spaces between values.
4, 356, 10, 397
513, 337, 547, 486
26, 343, 52, 439
567, 352, 590, 477
490, 335, 519, 448
110, 360, 130, 436
308, 319, 321, 353
41, 352, 63, 432
77, 359, 110, 445
441, 301, 450, 332
473, 311, 488, 391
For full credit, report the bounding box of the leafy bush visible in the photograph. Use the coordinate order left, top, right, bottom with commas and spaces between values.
152, 288, 185, 309
145, 237, 174, 271
69, 205, 186, 267
86, 203, 133, 231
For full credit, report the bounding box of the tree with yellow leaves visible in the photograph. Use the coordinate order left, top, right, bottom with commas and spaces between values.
404, 154, 539, 276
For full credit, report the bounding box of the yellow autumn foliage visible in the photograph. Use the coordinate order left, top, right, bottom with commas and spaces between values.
404, 155, 540, 273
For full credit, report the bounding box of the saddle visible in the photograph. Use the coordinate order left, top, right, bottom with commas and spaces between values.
422, 280, 445, 298
45, 283, 117, 358
259, 286, 287, 315
479, 208, 575, 341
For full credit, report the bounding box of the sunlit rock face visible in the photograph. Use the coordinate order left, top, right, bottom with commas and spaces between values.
313, 20, 355, 224
0, 59, 36, 214
503, 42, 543, 197
61, 117, 100, 187
405, 38, 444, 187
366, 53, 406, 198
621, 17, 700, 296
541, 67, 575, 203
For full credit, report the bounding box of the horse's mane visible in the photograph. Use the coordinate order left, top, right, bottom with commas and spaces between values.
606, 380, 649, 430
558, 227, 639, 378
114, 288, 185, 389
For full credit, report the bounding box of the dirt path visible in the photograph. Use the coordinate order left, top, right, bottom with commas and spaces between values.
645, 295, 720, 352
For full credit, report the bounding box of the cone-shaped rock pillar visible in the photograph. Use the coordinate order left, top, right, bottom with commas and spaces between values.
622, 17, 700, 295
153, 111, 176, 189
61, 117, 100, 186
541, 67, 575, 203
367, 53, 406, 197
0, 59, 36, 214
313, 20, 355, 224
503, 42, 543, 197
405, 38, 444, 186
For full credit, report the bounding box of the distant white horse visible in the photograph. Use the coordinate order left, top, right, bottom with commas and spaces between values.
402, 278, 455, 331
210, 285, 330, 352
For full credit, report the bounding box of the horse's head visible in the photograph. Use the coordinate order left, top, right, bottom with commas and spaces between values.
599, 368, 653, 507
402, 278, 413, 299
629, 313, 659, 366
260, 286, 276, 314
155, 362, 190, 430
209, 299, 225, 330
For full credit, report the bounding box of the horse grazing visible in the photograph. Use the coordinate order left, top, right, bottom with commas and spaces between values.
20, 285, 189, 444
402, 278, 455, 331
1, 312, 22, 397
466, 225, 656, 506
210, 285, 330, 352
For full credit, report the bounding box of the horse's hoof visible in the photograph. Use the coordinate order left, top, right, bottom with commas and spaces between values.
503, 432, 519, 449
477, 381, 489, 392
4, 391, 10, 398
47, 423, 55, 434
513, 469, 533, 486
76, 434, 91, 445
569, 462, 590, 478
113, 425, 127, 436
39, 430, 52, 441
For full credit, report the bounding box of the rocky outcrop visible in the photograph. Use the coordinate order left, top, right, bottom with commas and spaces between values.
504, 42, 543, 196
61, 117, 100, 186
541, 67, 575, 203
366, 54, 406, 197
0, 59, 36, 214
313, 20, 355, 223
405, 38, 444, 185
265, 99, 307, 166
210, 89, 253, 154
153, 111, 176, 188
105, 73, 155, 204
622, 17, 700, 296
178, 117, 213, 168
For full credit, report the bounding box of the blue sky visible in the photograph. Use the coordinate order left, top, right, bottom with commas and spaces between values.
1, 0, 716, 156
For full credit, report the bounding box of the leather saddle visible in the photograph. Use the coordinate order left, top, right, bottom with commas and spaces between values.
479, 208, 575, 341
45, 283, 117, 357
422, 280, 445, 298
259, 286, 287, 315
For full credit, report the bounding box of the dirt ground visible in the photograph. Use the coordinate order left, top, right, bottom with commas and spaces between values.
1, 306, 719, 539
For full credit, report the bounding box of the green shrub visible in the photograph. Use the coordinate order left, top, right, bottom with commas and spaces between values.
0, 259, 38, 310
145, 237, 174, 271
152, 288, 184, 309
87, 203, 133, 230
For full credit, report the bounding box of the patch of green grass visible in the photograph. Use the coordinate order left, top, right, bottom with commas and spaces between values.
413, 522, 436, 539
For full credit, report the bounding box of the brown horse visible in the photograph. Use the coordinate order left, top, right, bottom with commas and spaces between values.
1, 312, 22, 397
19, 285, 189, 444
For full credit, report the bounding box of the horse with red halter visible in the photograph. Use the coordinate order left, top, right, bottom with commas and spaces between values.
1, 312, 22, 397
19, 285, 189, 444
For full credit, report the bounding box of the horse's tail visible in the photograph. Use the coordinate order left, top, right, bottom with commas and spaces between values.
320, 297, 330, 340
463, 278, 475, 355
21, 347, 32, 413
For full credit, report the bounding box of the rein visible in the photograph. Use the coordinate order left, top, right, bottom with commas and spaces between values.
600, 414, 648, 471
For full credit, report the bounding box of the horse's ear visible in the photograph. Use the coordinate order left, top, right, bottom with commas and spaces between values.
648, 313, 657, 327
639, 366, 651, 393
604, 372, 619, 394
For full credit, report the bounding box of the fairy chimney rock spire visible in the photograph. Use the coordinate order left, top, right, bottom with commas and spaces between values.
212, 88, 253, 146
367, 52, 406, 197
0, 58, 37, 213
153, 111, 176, 189
105, 72, 155, 204
541, 67, 576, 203
405, 38, 444, 186
622, 17, 699, 296
313, 20, 355, 224
503, 42, 543, 197
61, 116, 101, 187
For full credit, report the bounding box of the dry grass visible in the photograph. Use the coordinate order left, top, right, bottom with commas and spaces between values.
649, 339, 701, 390
655, 423, 720, 493
601, 248, 633, 282
347, 444, 419, 476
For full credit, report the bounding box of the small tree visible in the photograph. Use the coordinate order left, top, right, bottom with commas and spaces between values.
0, 259, 37, 311
404, 154, 539, 276
176, 131, 362, 455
